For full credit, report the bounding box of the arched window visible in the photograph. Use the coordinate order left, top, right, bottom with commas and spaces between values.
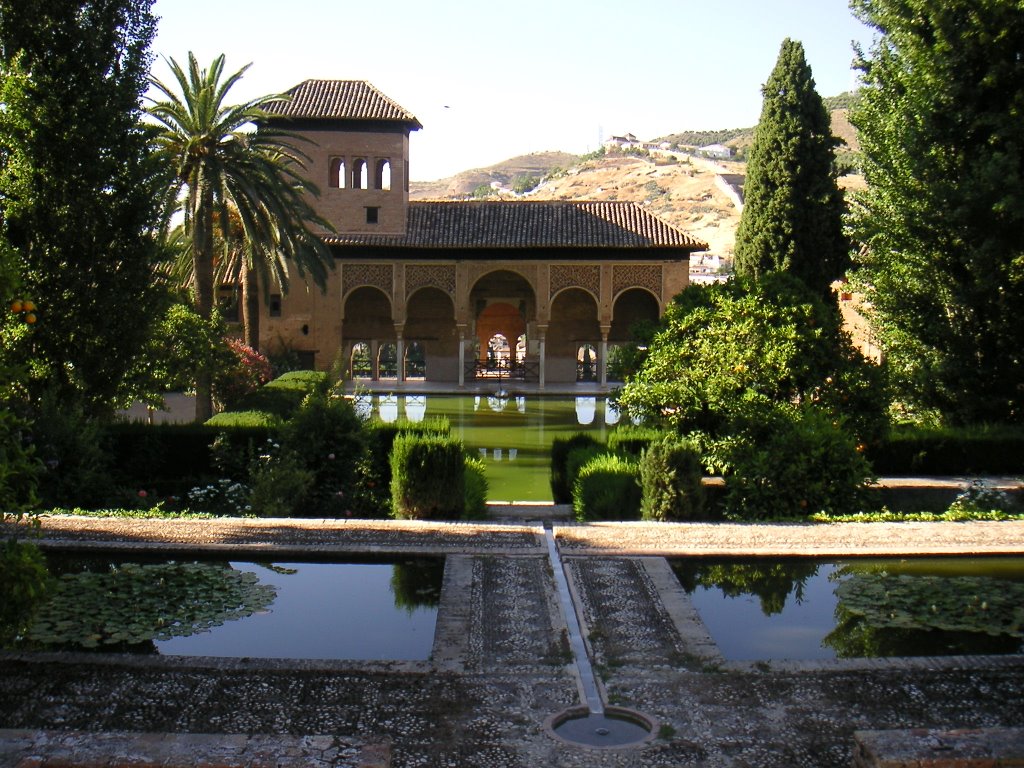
405, 341, 426, 379
350, 342, 372, 378
328, 157, 345, 189
378, 342, 398, 378
577, 343, 598, 382
351, 158, 368, 189
374, 159, 392, 191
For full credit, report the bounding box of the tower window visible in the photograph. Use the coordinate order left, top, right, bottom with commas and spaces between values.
269, 294, 282, 317
374, 159, 392, 191
351, 158, 367, 189
365, 207, 380, 225
328, 157, 345, 188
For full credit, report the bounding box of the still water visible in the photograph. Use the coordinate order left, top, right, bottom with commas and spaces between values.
11, 556, 444, 661
672, 556, 1024, 660
354, 394, 627, 501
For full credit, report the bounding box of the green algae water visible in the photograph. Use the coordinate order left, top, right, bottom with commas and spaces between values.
354, 394, 625, 501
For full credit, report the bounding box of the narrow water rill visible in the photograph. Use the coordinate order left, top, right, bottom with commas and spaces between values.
543, 527, 654, 748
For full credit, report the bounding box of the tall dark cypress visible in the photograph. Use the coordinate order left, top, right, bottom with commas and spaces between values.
734, 38, 848, 299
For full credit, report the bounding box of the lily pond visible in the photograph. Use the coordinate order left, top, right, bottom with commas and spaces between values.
672, 556, 1024, 661
353, 393, 625, 501
6, 554, 444, 660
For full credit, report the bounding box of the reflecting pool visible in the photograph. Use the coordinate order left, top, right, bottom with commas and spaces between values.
9, 556, 444, 661
354, 394, 627, 501
671, 556, 1024, 660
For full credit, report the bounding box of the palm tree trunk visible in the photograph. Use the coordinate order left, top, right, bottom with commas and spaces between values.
193, 194, 215, 423
241, 260, 260, 350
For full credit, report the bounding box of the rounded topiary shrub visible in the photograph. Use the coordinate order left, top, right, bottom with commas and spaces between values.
572, 453, 642, 522
463, 456, 489, 520
640, 436, 705, 521
390, 433, 466, 520
550, 433, 602, 503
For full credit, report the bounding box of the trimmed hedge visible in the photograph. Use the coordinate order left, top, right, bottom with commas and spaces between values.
640, 437, 705, 521
463, 456, 489, 520
573, 453, 642, 521
390, 433, 466, 520
223, 370, 328, 422
607, 426, 664, 457
550, 433, 603, 503
867, 427, 1024, 475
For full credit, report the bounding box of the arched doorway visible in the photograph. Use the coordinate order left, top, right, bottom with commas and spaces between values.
405, 287, 457, 380
469, 270, 536, 381
547, 288, 600, 383
610, 288, 660, 342
343, 287, 394, 380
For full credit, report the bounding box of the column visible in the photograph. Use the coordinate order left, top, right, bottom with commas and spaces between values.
396, 335, 405, 384
537, 325, 547, 391
599, 327, 610, 387
458, 327, 466, 387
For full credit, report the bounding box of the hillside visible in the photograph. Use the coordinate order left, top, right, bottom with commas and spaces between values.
410, 97, 863, 266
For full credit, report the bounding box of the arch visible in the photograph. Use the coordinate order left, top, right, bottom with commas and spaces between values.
378, 342, 398, 379
328, 157, 345, 189
351, 158, 368, 189
405, 287, 457, 380
469, 270, 537, 367
374, 159, 392, 191
577, 343, 598, 382
477, 304, 524, 363
350, 342, 372, 379
405, 341, 426, 380
550, 284, 600, 307
609, 287, 661, 342
546, 287, 600, 382
342, 286, 394, 340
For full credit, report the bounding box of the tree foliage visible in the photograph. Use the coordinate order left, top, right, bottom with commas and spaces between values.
734, 38, 849, 298
848, 0, 1024, 425
147, 53, 334, 420
0, 0, 166, 414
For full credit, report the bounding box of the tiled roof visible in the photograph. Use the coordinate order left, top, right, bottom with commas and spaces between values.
267, 80, 422, 129
322, 201, 707, 251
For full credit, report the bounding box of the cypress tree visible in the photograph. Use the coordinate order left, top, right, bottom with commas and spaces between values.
734, 38, 848, 299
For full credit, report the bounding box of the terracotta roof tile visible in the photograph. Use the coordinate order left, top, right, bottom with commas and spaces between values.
323, 201, 706, 251
268, 80, 421, 128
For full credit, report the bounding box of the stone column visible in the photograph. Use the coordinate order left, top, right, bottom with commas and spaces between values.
537, 325, 547, 390
457, 326, 467, 387
395, 327, 405, 384
599, 326, 611, 387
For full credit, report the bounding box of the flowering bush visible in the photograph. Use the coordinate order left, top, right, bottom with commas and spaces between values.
186, 478, 252, 516
214, 338, 272, 411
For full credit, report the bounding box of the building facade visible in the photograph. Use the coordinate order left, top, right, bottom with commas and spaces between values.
259, 80, 707, 387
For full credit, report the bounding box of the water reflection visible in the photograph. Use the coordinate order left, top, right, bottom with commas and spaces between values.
575, 397, 596, 425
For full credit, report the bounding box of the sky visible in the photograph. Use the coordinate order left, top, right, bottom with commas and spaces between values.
149, 0, 876, 182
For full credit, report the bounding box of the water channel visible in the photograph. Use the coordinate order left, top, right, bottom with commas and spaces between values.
353, 393, 627, 501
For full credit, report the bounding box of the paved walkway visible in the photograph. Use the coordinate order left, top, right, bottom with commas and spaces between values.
2, 515, 1022, 767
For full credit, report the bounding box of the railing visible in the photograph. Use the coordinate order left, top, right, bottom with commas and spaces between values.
464, 359, 540, 382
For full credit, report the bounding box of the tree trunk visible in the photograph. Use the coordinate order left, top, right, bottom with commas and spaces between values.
193, 195, 215, 423
241, 260, 260, 350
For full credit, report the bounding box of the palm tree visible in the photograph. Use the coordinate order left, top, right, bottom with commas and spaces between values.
147, 53, 333, 421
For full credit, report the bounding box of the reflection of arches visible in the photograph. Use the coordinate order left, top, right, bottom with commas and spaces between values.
610, 287, 660, 342
575, 396, 597, 425
374, 159, 391, 191
350, 342, 372, 378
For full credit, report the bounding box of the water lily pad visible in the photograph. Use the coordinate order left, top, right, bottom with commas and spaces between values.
22, 561, 276, 649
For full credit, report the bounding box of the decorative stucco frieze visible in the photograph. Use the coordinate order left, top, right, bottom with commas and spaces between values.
612, 263, 662, 298
550, 264, 600, 299
405, 263, 456, 299
342, 263, 393, 298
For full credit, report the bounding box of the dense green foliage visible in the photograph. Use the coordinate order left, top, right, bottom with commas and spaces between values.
734, 38, 848, 298
868, 425, 1024, 476
463, 457, 489, 520
639, 437, 705, 522
390, 434, 466, 520
549, 433, 602, 503
572, 453, 642, 522
0, 540, 51, 645
618, 275, 886, 519
358, 418, 451, 517
606, 426, 663, 458
0, 0, 166, 414
147, 53, 333, 420
848, 0, 1024, 425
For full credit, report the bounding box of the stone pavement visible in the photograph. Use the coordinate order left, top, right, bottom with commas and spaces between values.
1, 515, 1023, 767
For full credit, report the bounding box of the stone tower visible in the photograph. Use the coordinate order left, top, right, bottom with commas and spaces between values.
266, 80, 422, 236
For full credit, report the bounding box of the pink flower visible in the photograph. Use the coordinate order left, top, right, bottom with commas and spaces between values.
137, 489, 148, 499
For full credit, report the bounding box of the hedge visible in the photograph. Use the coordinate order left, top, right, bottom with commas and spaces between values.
867, 427, 1024, 475
550, 433, 603, 503
572, 453, 642, 522
640, 437, 705, 521
390, 433, 466, 520
607, 426, 664, 457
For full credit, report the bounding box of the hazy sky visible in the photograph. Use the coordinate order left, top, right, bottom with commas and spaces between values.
150, 0, 875, 181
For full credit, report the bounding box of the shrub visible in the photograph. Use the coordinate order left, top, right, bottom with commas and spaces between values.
703, 402, 874, 520
390, 433, 466, 520
31, 390, 112, 507
640, 437, 705, 521
355, 418, 450, 517
572, 453, 642, 521
550, 433, 603, 503
867, 425, 1024, 475
278, 382, 366, 517
463, 456, 489, 520
247, 443, 315, 517
0, 540, 51, 645
226, 370, 327, 421
565, 444, 604, 506
607, 426, 664, 457
213, 337, 272, 411
205, 410, 282, 428
185, 477, 252, 516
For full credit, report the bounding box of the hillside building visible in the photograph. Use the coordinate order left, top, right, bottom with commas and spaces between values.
254, 80, 706, 387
